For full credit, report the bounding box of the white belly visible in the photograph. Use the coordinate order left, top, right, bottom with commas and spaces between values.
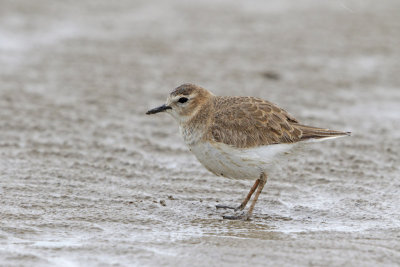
189, 141, 295, 180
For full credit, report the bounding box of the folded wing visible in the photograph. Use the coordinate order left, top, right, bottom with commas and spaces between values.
209, 96, 349, 148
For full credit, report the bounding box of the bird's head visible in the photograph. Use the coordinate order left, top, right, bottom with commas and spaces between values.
146, 83, 213, 123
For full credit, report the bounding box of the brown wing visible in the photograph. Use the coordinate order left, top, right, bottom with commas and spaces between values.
294, 124, 351, 140
209, 96, 303, 148
209, 96, 350, 148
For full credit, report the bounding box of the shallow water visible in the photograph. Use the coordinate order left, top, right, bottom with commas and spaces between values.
1, 0, 400, 266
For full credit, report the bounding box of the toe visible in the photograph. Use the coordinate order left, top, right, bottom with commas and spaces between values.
222, 214, 251, 221
216, 204, 236, 210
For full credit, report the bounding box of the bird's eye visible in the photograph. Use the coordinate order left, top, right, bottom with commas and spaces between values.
178, 97, 188, 103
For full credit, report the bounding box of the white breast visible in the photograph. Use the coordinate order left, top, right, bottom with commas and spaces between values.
189, 141, 295, 180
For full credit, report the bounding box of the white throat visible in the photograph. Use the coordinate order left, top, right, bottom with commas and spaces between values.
179, 123, 205, 146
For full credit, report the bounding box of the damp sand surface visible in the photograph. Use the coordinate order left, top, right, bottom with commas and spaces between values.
1, 0, 400, 266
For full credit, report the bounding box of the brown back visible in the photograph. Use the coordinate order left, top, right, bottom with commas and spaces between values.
208, 96, 349, 148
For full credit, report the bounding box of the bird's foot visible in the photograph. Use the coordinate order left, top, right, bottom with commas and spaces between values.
216, 204, 238, 210
222, 213, 251, 221
216, 203, 244, 212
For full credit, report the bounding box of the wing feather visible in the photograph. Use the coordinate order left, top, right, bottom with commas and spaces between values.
208, 96, 349, 148
209, 97, 301, 148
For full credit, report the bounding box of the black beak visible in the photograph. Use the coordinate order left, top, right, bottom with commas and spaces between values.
146, 104, 172, 115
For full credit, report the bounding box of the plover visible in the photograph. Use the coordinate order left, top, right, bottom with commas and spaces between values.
146, 84, 350, 220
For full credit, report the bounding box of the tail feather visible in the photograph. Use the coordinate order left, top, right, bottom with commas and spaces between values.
294, 124, 351, 141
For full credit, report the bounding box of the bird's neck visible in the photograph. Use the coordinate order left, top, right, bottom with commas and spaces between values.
179, 100, 213, 146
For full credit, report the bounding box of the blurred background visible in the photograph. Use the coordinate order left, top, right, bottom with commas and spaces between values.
1, 0, 399, 266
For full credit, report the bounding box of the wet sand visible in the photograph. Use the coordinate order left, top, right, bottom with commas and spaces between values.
1, 0, 400, 266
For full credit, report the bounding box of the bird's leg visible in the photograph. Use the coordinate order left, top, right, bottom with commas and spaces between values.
243, 173, 267, 220
223, 173, 267, 221
216, 178, 260, 211
235, 178, 260, 211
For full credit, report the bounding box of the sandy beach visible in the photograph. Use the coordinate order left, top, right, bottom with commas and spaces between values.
0, 0, 399, 266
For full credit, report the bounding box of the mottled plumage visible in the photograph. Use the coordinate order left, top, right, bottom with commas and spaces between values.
146, 83, 351, 220
209, 96, 349, 148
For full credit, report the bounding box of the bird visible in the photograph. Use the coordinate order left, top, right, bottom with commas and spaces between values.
146, 83, 350, 220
